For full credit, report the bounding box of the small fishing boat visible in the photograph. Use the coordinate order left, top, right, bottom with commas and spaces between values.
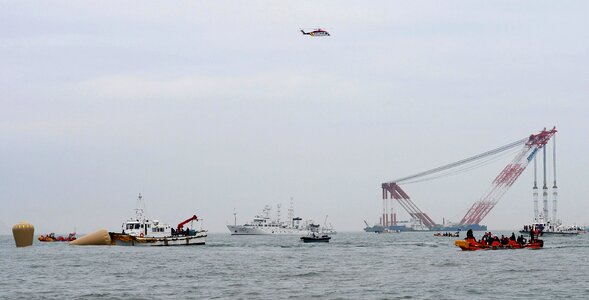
434, 232, 459, 237
300, 224, 331, 243
379, 228, 400, 234
300, 234, 331, 243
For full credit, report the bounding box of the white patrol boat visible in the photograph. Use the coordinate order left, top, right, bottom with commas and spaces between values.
110, 193, 207, 246
520, 217, 584, 236
227, 201, 336, 236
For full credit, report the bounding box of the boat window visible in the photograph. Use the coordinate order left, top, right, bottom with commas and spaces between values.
135, 224, 140, 229
141, 224, 144, 228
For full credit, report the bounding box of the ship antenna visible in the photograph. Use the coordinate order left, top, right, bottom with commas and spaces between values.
552, 135, 558, 224
233, 208, 237, 226
288, 197, 294, 225
277, 204, 281, 224
135, 193, 145, 221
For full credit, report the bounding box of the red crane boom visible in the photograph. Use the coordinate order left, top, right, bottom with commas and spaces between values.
177, 215, 198, 231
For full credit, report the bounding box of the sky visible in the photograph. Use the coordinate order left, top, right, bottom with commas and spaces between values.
1, 1, 588, 234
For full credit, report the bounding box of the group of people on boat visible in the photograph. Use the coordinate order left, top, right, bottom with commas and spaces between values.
38, 232, 77, 242
477, 232, 529, 247
171, 227, 194, 236
523, 224, 545, 233
464, 229, 542, 249
434, 232, 459, 237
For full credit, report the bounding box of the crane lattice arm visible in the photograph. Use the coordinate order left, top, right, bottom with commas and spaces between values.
459, 127, 557, 225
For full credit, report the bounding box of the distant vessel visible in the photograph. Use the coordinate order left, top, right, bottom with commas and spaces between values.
379, 228, 400, 234
363, 220, 486, 233
519, 218, 584, 236
110, 194, 207, 246
300, 224, 331, 243
434, 232, 459, 237
228, 201, 336, 236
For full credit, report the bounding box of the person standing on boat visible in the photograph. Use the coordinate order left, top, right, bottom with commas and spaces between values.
465, 229, 478, 246
466, 229, 474, 239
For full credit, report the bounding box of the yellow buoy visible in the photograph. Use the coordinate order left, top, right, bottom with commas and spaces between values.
12, 221, 35, 247
69, 229, 111, 246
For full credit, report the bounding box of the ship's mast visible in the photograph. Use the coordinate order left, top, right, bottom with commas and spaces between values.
533, 157, 539, 221
288, 197, 294, 226
542, 146, 549, 222
276, 204, 282, 224
382, 195, 386, 226
263, 205, 271, 219
135, 193, 145, 221
552, 135, 558, 224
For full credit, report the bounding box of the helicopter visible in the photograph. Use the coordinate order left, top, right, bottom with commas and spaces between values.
300, 28, 330, 37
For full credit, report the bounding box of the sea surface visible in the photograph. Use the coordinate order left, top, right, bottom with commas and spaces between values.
1, 231, 588, 299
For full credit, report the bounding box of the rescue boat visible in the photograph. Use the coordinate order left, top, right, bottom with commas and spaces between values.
38, 233, 77, 242
455, 238, 543, 251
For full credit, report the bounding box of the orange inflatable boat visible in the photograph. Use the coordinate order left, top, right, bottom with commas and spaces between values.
455, 238, 543, 251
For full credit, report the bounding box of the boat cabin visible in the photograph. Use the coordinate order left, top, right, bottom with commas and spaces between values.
122, 218, 173, 238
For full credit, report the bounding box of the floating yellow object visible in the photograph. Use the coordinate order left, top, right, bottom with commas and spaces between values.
12, 221, 35, 247
454, 240, 469, 248
69, 229, 111, 246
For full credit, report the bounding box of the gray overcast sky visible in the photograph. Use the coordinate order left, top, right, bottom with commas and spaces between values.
1, 1, 588, 234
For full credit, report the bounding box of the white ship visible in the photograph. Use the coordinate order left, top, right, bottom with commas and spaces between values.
227, 202, 336, 236
110, 193, 207, 246
520, 215, 584, 236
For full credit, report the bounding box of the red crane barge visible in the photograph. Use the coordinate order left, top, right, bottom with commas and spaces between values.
375, 127, 557, 231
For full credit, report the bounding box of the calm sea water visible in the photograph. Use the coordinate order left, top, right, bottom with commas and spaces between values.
1, 231, 588, 299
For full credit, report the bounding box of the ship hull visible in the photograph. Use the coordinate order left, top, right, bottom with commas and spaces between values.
110, 233, 207, 246
519, 230, 579, 236
364, 224, 487, 233
227, 225, 311, 235
300, 236, 331, 243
